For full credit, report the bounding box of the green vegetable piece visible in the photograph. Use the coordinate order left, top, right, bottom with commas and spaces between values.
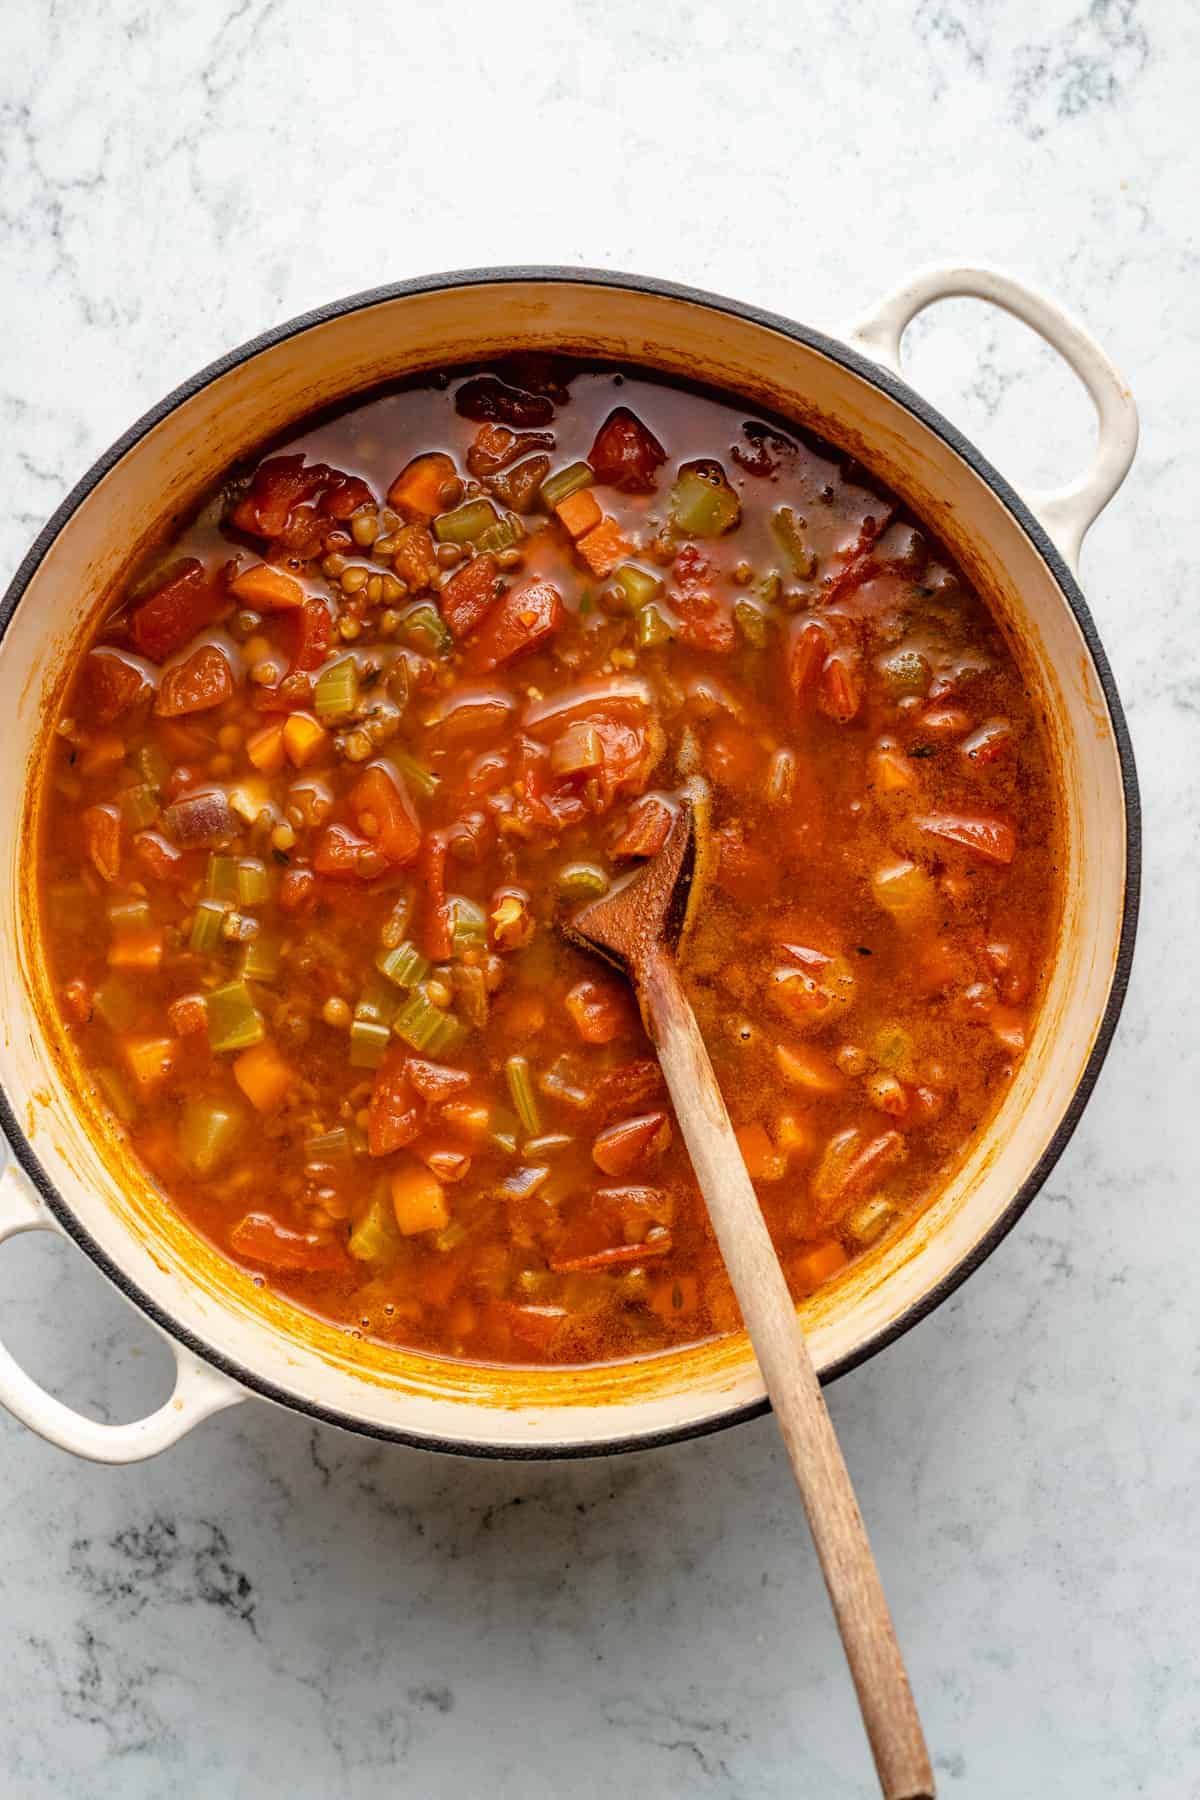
375, 941, 431, 989
348, 1194, 399, 1263
556, 861, 610, 901
235, 858, 270, 908
392, 751, 439, 797
771, 506, 817, 578
95, 1065, 137, 1124
448, 895, 487, 951
131, 743, 170, 792
539, 461, 594, 511
614, 563, 662, 610
488, 1105, 520, 1157
107, 898, 152, 934
205, 980, 265, 1054
117, 783, 160, 831
355, 973, 399, 1027
667, 461, 741, 538
734, 598, 770, 648
636, 602, 675, 648
93, 978, 138, 1033
313, 655, 360, 721
475, 512, 522, 555
434, 1218, 468, 1253
879, 647, 930, 697
239, 930, 281, 983
304, 1126, 352, 1162
400, 602, 453, 657
349, 1017, 392, 1069
179, 1096, 245, 1176
47, 880, 91, 934
505, 1055, 541, 1136
204, 855, 239, 902
393, 990, 464, 1055
190, 898, 230, 956
433, 499, 499, 545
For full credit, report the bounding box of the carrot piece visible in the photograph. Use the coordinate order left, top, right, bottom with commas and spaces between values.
167, 992, 208, 1036
575, 516, 630, 577
81, 803, 122, 883
79, 733, 127, 777
390, 1164, 450, 1236
245, 720, 286, 774
791, 1239, 848, 1295
348, 763, 421, 865
108, 926, 164, 971
564, 977, 630, 1045
776, 1042, 845, 1095
122, 1035, 180, 1093
868, 744, 919, 793
233, 1039, 294, 1112
155, 645, 234, 717
282, 711, 327, 768
555, 488, 602, 540
592, 1110, 672, 1177
229, 563, 304, 611
735, 1121, 787, 1182
390, 523, 440, 591
387, 452, 461, 521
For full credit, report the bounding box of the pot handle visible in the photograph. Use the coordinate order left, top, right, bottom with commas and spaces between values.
843, 264, 1138, 572
0, 1159, 245, 1462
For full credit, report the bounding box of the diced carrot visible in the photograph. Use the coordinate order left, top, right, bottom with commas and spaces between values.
868, 743, 918, 793
348, 763, 421, 865
575, 516, 630, 577
122, 1034, 180, 1094
391, 523, 440, 591
79, 732, 127, 777
80, 648, 152, 725
282, 711, 327, 768
155, 646, 234, 717
776, 1042, 845, 1095
735, 1121, 787, 1182
387, 452, 461, 521
648, 1272, 700, 1323
592, 1111, 672, 1177
108, 926, 164, 971
245, 720, 286, 774
791, 1239, 848, 1295
390, 1164, 450, 1236
555, 488, 602, 540
81, 803, 122, 883
167, 992, 208, 1036
564, 976, 630, 1045
229, 563, 304, 611
233, 1039, 294, 1112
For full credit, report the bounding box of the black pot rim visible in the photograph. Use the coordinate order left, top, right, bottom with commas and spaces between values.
0, 265, 1141, 1461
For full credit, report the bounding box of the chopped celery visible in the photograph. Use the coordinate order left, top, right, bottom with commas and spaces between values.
550, 722, 603, 775
393, 990, 464, 1055
771, 505, 817, 578
556, 861, 609, 901
499, 1164, 550, 1200
524, 1133, 574, 1157
349, 1017, 391, 1069
375, 941, 430, 989
434, 1218, 468, 1253
400, 602, 453, 656
95, 1066, 137, 1124
107, 898, 151, 934
766, 748, 796, 807
453, 962, 489, 1029
433, 499, 498, 545
668, 462, 741, 537
93, 978, 138, 1032
117, 783, 159, 830
636, 603, 675, 649
505, 1055, 541, 1135
540, 462, 593, 510
355, 974, 398, 1027
475, 512, 522, 555
879, 647, 930, 696
392, 751, 439, 797
734, 598, 770, 648
305, 1126, 352, 1162
131, 743, 170, 792
348, 1194, 398, 1262
235, 858, 270, 908
239, 930, 281, 983
488, 1106, 520, 1156
447, 896, 487, 952
205, 980, 265, 1054
204, 855, 239, 902
614, 563, 662, 609
179, 1095, 244, 1175
313, 655, 359, 721
47, 879, 91, 933
190, 898, 230, 956
846, 1195, 895, 1246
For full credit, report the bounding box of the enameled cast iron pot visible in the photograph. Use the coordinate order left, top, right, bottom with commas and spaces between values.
0, 266, 1139, 1462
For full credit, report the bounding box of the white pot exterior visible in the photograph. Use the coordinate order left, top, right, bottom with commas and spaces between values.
0, 269, 1138, 1460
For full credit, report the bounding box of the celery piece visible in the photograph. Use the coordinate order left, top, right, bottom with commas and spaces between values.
556, 861, 609, 901
668, 463, 741, 538
448, 896, 487, 952
488, 1107, 520, 1157
434, 1218, 468, 1253
393, 990, 464, 1054
392, 751, 439, 798
614, 563, 662, 610
523, 1133, 574, 1157
117, 783, 160, 831
235, 857, 270, 908
766, 748, 796, 807
239, 930, 281, 983
95, 1065, 137, 1124
636, 603, 675, 649
505, 1055, 541, 1136
400, 602, 453, 657
179, 1095, 244, 1176
304, 1126, 352, 1162
190, 898, 230, 956
879, 647, 930, 697
771, 505, 817, 578
205, 980, 265, 1054
734, 598, 770, 649
47, 880, 91, 934
453, 962, 489, 1030
349, 1017, 391, 1069
93, 978, 138, 1033
107, 898, 152, 934
204, 855, 239, 903
475, 513, 522, 555
539, 461, 593, 511
354, 975, 398, 1029
313, 655, 359, 721
549, 723, 602, 775
348, 1194, 398, 1263
499, 1164, 550, 1200
433, 499, 498, 545
375, 942, 430, 990
132, 743, 171, 792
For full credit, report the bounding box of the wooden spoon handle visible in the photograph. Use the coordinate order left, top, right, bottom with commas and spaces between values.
641, 948, 935, 1800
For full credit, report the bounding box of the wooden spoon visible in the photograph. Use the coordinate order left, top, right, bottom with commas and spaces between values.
565, 777, 935, 1800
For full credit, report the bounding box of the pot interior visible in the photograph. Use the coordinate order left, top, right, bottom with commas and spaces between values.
0, 276, 1130, 1451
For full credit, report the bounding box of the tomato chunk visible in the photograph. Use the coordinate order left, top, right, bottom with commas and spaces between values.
80, 648, 152, 725
230, 1212, 348, 1273
439, 552, 501, 640
592, 1110, 672, 1176
130, 560, 227, 662
465, 578, 563, 671
368, 1048, 423, 1156
155, 645, 234, 717
917, 811, 1016, 866
565, 977, 632, 1045
588, 407, 667, 491
349, 763, 421, 866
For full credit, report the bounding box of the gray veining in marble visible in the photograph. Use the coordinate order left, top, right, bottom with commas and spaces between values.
1, 0, 1196, 1794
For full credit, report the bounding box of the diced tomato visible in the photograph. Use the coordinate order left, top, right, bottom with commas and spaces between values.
550, 1235, 673, 1274
670, 547, 735, 652
253, 672, 314, 714
80, 648, 152, 725
318, 471, 374, 520
611, 793, 674, 858
132, 828, 185, 883
714, 823, 775, 904
588, 1060, 665, 1124
917, 811, 1016, 866
283, 599, 333, 674
155, 645, 234, 717
592, 1110, 672, 1176
705, 724, 760, 790
465, 578, 563, 671
312, 823, 372, 878
588, 407, 667, 492
229, 1211, 348, 1273
406, 1058, 471, 1106
349, 763, 421, 866
819, 652, 862, 724
961, 718, 1013, 765
81, 803, 122, 883
495, 1300, 569, 1354
789, 618, 832, 700
130, 560, 228, 662
417, 829, 452, 961
367, 1048, 424, 1157
919, 705, 972, 739
438, 553, 501, 640
565, 977, 632, 1045
278, 866, 317, 914
466, 425, 554, 479
231, 456, 367, 542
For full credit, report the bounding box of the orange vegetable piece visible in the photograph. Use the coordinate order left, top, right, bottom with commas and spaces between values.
819, 652, 862, 724
916, 810, 1016, 866
368, 1048, 422, 1156
282, 711, 327, 768
390, 523, 440, 591
439, 552, 501, 640
788, 618, 831, 700
108, 926, 164, 971
465, 578, 563, 672
791, 1239, 848, 1295
233, 1039, 294, 1112
735, 1121, 787, 1182
81, 803, 122, 883
167, 992, 208, 1036
775, 1043, 845, 1095
230, 1212, 348, 1273
122, 1035, 180, 1094
79, 733, 126, 777
130, 559, 227, 662
80, 648, 152, 725
390, 1163, 450, 1236
348, 763, 421, 865
245, 720, 286, 774
592, 1110, 672, 1177
155, 645, 234, 717
497, 1301, 569, 1355
575, 516, 630, 578
229, 563, 304, 611
564, 977, 630, 1045
555, 487, 602, 540
869, 743, 918, 793
550, 1235, 672, 1274
387, 452, 461, 521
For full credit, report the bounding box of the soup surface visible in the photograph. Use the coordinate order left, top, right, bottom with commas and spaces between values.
38, 359, 1058, 1365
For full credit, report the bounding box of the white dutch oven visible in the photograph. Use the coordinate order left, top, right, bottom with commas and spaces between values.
0, 267, 1139, 1462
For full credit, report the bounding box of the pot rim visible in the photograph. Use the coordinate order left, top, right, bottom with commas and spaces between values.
0, 265, 1141, 1458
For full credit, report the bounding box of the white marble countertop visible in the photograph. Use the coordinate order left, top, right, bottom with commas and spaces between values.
1, 1, 1194, 1794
